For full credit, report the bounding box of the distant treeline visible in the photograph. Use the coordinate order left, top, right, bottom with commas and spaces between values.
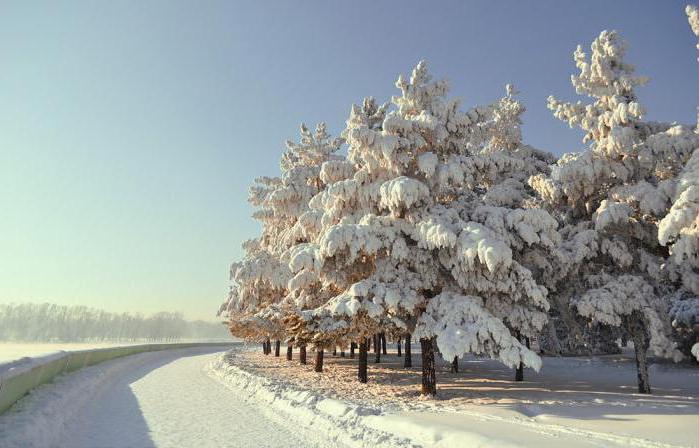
0, 303, 230, 342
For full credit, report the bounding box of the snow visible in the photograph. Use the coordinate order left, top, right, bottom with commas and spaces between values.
0, 346, 334, 448
417, 152, 439, 178
3, 343, 697, 447
658, 148, 699, 294
593, 200, 632, 231
458, 223, 513, 273
379, 176, 430, 212
208, 349, 415, 448
213, 344, 699, 448
0, 341, 142, 363
574, 275, 682, 360
414, 293, 541, 370
688, 4, 699, 57
0, 350, 68, 377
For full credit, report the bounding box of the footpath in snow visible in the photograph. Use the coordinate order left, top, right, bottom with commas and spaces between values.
0, 345, 335, 448
208, 344, 699, 448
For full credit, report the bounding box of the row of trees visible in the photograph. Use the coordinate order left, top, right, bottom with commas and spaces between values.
0, 303, 230, 342
219, 6, 699, 395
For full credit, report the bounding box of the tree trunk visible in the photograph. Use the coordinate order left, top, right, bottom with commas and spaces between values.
350, 342, 356, 358
404, 333, 412, 368
265, 338, 271, 355
397, 339, 402, 357
340, 350, 345, 357
515, 362, 524, 381
381, 332, 387, 355
451, 356, 459, 373
262, 342, 267, 354
286, 344, 292, 361
274, 340, 281, 357
374, 334, 381, 363
373, 334, 378, 353
630, 317, 651, 394
300, 345, 307, 364
420, 337, 437, 396
514, 332, 527, 382
358, 338, 368, 383
315, 349, 324, 373
333, 347, 337, 356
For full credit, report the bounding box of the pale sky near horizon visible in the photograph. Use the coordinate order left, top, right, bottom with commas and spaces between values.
1, 1, 697, 321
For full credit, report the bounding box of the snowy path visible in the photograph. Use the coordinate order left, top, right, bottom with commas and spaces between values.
0, 346, 334, 448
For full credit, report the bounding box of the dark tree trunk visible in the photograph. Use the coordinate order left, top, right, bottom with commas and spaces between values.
397, 339, 402, 357
381, 332, 387, 355
358, 338, 368, 383
262, 342, 267, 354
333, 347, 337, 356
515, 362, 524, 381
274, 340, 281, 357
514, 333, 528, 382
300, 345, 307, 364
373, 334, 378, 353
350, 342, 356, 358
340, 350, 345, 357
630, 317, 651, 394
315, 349, 324, 373
265, 338, 271, 355
451, 356, 459, 373
374, 334, 381, 363
404, 333, 412, 368
286, 345, 292, 361
420, 337, 437, 396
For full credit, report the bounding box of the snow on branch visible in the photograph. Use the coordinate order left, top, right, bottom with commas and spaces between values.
415, 292, 542, 370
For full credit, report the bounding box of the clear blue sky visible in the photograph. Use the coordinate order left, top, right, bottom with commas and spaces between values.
0, 1, 696, 321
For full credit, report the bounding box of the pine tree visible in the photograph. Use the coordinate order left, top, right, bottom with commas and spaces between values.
287, 63, 553, 394
220, 123, 342, 355
531, 30, 694, 393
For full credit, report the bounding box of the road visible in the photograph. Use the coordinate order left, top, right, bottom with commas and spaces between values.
0, 347, 330, 448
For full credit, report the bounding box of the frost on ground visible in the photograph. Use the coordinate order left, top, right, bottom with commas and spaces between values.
0, 346, 333, 448
211, 344, 699, 448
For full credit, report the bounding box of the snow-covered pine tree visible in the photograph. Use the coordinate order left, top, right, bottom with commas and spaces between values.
410, 82, 558, 384
657, 5, 699, 361
284, 97, 389, 382
288, 62, 553, 394
217, 176, 291, 349
271, 123, 344, 370
687, 4, 699, 60
219, 123, 343, 365
530, 30, 695, 393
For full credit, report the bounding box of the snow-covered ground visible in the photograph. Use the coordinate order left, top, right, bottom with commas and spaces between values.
212, 344, 699, 448
1, 343, 696, 447
0, 340, 234, 363
0, 346, 335, 448
0, 342, 143, 363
